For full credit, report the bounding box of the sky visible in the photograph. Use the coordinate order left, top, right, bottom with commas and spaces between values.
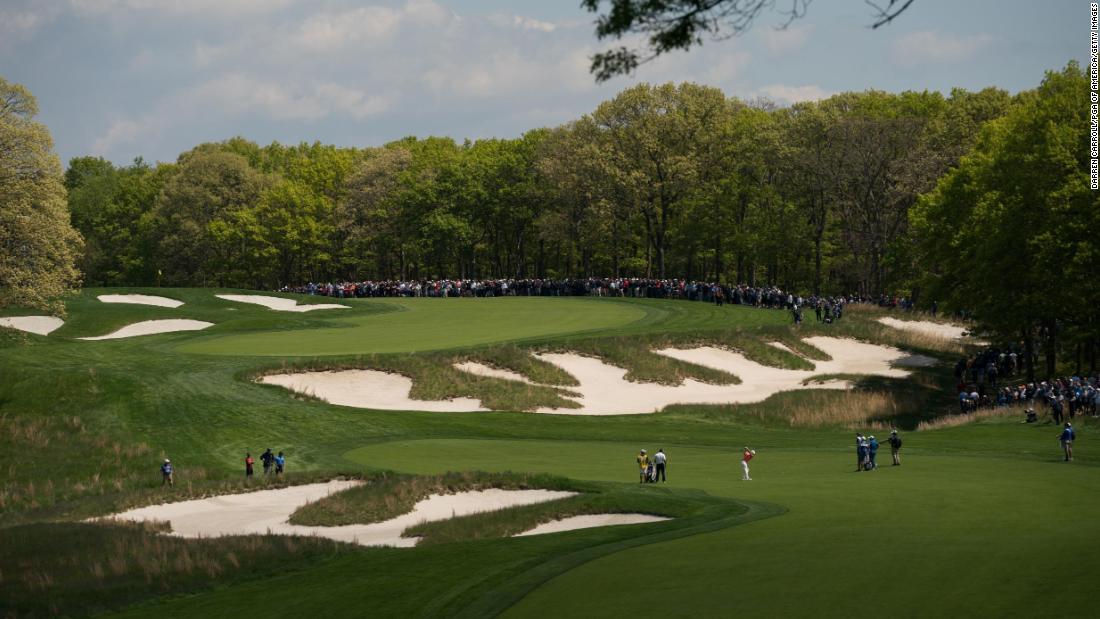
0, 0, 1085, 166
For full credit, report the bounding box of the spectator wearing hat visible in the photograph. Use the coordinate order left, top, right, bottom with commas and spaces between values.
1059, 423, 1076, 462
636, 449, 649, 483
888, 429, 903, 466
160, 458, 173, 486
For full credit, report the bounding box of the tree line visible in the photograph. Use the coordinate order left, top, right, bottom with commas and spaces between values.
2, 63, 1097, 375
66, 80, 1015, 294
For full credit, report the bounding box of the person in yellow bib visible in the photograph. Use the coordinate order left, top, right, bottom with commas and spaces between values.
636, 449, 649, 483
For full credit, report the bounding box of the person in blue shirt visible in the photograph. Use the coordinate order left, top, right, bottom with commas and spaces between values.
160, 459, 173, 486
868, 436, 879, 470
1059, 423, 1076, 462
275, 451, 286, 476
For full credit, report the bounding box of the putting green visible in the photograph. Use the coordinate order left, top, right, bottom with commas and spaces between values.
177, 297, 648, 356
351, 438, 1099, 617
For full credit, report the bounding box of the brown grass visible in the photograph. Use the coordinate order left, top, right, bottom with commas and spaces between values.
917, 404, 1031, 431
785, 390, 900, 428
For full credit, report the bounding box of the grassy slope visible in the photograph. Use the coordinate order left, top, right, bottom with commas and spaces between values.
1, 288, 1097, 617
177, 296, 651, 356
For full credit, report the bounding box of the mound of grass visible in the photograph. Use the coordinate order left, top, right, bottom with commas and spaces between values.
462, 345, 579, 386
289, 471, 586, 527
404, 482, 686, 546
546, 339, 741, 385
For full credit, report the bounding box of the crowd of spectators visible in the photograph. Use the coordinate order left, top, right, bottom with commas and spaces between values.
279, 277, 868, 315
954, 347, 1099, 420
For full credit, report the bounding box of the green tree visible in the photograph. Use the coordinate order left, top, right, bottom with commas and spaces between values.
590, 82, 733, 277
911, 63, 1099, 378
150, 150, 271, 287
66, 157, 160, 285
0, 77, 82, 313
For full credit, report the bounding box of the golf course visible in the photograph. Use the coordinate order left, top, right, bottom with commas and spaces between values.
2, 5, 1095, 614
2, 289, 1096, 617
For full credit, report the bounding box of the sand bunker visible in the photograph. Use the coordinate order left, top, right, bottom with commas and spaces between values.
877, 317, 969, 340
98, 294, 183, 308
216, 294, 349, 312
105, 482, 575, 547
515, 514, 670, 537
0, 316, 64, 336
260, 370, 488, 412
533, 337, 917, 415
454, 361, 536, 384
264, 336, 933, 415
79, 319, 214, 340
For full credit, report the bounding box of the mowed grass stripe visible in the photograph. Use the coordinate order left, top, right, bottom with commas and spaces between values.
176, 297, 652, 356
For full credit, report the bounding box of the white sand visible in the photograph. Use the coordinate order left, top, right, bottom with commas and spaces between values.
216, 294, 349, 312
104, 482, 576, 547
79, 319, 214, 340
514, 513, 670, 537
533, 337, 912, 415
260, 369, 488, 412
0, 316, 64, 336
263, 337, 928, 416
454, 361, 536, 384
97, 294, 183, 308
877, 317, 968, 340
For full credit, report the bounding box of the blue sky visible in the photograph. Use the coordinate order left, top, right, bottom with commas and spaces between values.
0, 0, 1084, 166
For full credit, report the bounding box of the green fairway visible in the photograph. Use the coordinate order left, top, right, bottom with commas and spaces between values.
2, 289, 1097, 618
178, 297, 651, 356
354, 438, 1100, 618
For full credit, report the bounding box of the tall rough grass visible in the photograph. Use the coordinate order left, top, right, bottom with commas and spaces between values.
0, 521, 342, 618
917, 404, 1032, 431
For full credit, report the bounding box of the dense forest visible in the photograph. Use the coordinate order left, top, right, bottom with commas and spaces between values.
65, 77, 1024, 295
2, 63, 1097, 371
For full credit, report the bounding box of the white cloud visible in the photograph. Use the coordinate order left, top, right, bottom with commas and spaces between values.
294, 6, 403, 52
488, 13, 557, 33
91, 74, 394, 155
192, 74, 394, 121
892, 31, 993, 66
92, 119, 150, 155
76, 0, 780, 162
754, 84, 832, 104
0, 2, 61, 43
70, 0, 297, 17
763, 24, 812, 54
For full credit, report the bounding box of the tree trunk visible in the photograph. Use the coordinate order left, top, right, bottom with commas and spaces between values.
813, 234, 823, 296
1024, 328, 1036, 382
1042, 320, 1057, 379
